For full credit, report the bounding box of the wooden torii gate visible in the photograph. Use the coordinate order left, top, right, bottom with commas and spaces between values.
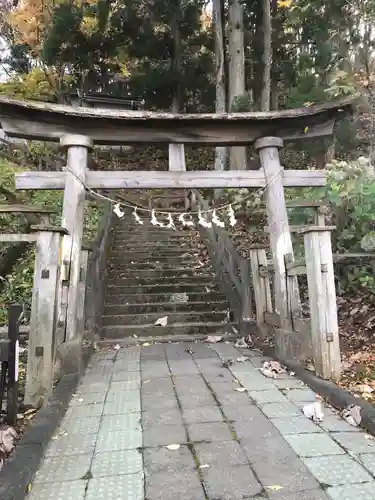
0, 95, 357, 400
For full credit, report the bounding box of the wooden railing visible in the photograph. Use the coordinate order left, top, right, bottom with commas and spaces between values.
84, 200, 113, 340
191, 190, 253, 333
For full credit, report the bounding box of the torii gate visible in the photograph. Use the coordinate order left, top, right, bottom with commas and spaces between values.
0, 95, 357, 400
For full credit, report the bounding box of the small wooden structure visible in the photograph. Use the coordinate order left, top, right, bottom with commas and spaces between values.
0, 95, 357, 405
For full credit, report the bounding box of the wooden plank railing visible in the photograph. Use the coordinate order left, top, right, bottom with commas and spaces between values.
191, 190, 253, 333
84, 200, 113, 339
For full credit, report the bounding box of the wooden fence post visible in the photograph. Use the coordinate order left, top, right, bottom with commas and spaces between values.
299, 226, 341, 380
60, 134, 93, 344
25, 225, 67, 408
77, 248, 89, 336
249, 246, 272, 338
6, 304, 22, 425
240, 258, 253, 334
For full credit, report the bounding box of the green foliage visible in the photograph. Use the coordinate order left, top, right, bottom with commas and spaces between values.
0, 251, 35, 325
230, 93, 254, 112
289, 157, 375, 293
0, 156, 105, 325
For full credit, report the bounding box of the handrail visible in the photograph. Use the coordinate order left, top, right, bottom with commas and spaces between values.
84, 200, 113, 338
190, 189, 253, 330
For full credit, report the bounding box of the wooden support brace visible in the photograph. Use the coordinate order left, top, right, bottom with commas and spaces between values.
25, 226, 68, 408
77, 249, 89, 336
0, 234, 38, 243
6, 304, 22, 426
300, 226, 341, 380
249, 248, 272, 338
240, 259, 253, 325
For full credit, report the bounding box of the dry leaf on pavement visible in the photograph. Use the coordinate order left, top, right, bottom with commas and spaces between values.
237, 356, 249, 363
0, 426, 18, 471
267, 485, 284, 491
165, 444, 180, 450
260, 360, 286, 379
302, 402, 324, 423
206, 335, 222, 343
341, 404, 362, 427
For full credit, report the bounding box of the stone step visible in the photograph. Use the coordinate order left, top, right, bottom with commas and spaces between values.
106, 268, 214, 278
104, 291, 225, 304
101, 321, 235, 339
109, 248, 196, 258
113, 229, 190, 237
104, 300, 228, 316
112, 229, 190, 236
108, 257, 203, 270
110, 241, 191, 250
106, 275, 215, 287
108, 251, 198, 260
102, 309, 228, 326
106, 282, 218, 295
106, 261, 208, 271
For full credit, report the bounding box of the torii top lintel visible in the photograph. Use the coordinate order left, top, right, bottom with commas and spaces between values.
0, 95, 358, 146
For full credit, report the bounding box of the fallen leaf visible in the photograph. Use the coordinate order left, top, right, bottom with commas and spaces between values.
302, 402, 324, 422
206, 335, 222, 343
260, 360, 286, 379
352, 383, 374, 394
165, 444, 180, 450
0, 426, 18, 470
0, 427, 17, 455
267, 485, 284, 491
155, 316, 168, 327
237, 356, 249, 363
341, 404, 362, 427
235, 387, 246, 392
234, 337, 251, 348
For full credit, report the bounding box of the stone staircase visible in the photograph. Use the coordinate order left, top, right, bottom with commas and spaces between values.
101, 209, 234, 340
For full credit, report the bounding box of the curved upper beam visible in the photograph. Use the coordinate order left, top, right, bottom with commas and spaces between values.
0, 95, 358, 145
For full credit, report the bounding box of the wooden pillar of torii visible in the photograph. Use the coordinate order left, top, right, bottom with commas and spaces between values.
0, 95, 357, 379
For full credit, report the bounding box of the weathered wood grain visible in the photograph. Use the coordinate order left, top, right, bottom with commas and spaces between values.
0, 233, 37, 242
25, 228, 64, 408
250, 248, 272, 338
0, 204, 55, 214
0, 95, 357, 144
77, 249, 89, 337
60, 135, 92, 349
255, 137, 301, 333
15, 169, 328, 191
303, 228, 341, 380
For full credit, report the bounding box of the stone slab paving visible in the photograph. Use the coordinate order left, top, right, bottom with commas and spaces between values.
27, 342, 375, 500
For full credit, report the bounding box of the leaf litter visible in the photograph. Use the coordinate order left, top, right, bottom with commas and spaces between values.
154, 316, 168, 327
260, 360, 286, 379
0, 426, 18, 471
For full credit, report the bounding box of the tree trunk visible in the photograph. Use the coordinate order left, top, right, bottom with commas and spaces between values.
213, 0, 227, 195
169, 0, 185, 173
261, 0, 272, 111
228, 0, 246, 170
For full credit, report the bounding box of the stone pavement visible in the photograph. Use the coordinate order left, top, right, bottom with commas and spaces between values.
27, 342, 375, 500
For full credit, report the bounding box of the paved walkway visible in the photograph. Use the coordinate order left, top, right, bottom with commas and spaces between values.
27, 342, 375, 500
